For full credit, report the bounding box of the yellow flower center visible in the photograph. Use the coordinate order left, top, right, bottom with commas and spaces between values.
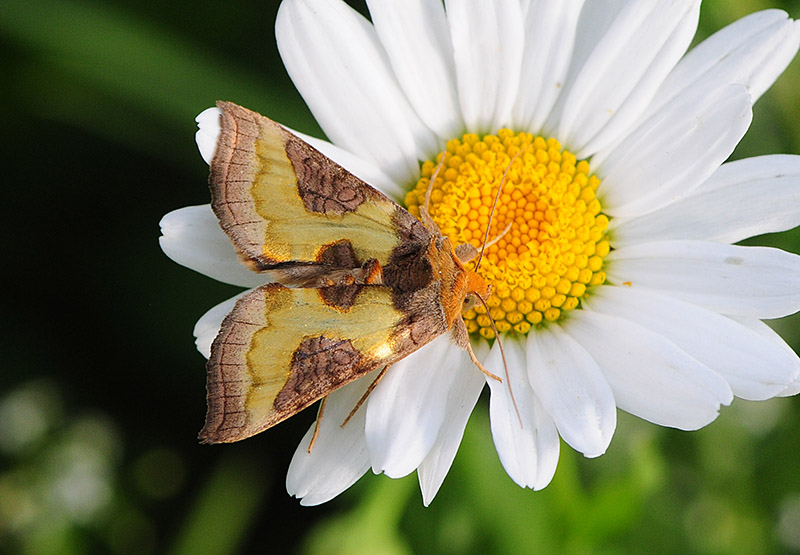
405, 130, 610, 339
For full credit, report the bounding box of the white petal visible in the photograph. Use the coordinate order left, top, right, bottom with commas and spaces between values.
276, 0, 438, 184
158, 205, 266, 288
290, 129, 405, 200
595, 84, 752, 218
510, 0, 584, 131
286, 375, 374, 506
547, 0, 700, 156
446, 0, 524, 132
417, 343, 485, 506
486, 340, 560, 490
366, 0, 463, 139
608, 240, 800, 318
649, 10, 800, 114
526, 326, 616, 457
779, 378, 800, 397
365, 336, 470, 479
566, 310, 733, 430
729, 317, 800, 397
193, 292, 248, 359
196, 107, 221, 165
587, 286, 800, 400
612, 155, 800, 245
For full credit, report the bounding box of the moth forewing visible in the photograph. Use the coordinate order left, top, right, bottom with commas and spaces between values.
209, 101, 408, 271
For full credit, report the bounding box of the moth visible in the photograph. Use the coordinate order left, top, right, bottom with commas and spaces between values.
199, 101, 503, 444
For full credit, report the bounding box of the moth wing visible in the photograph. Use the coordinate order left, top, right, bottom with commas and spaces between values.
209, 101, 430, 272
199, 282, 448, 443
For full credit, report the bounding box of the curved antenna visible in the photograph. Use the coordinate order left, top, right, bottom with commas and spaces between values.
427, 146, 525, 429
473, 145, 530, 429
476, 293, 523, 428
474, 144, 531, 272
421, 152, 447, 232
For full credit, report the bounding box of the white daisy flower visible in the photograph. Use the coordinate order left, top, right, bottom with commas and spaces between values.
160, 0, 800, 506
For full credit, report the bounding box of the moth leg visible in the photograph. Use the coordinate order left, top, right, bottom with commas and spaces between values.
341, 365, 391, 428
467, 341, 502, 382
454, 243, 479, 264
454, 222, 514, 264
484, 222, 513, 250
265, 261, 383, 289
308, 396, 328, 453
451, 315, 471, 349
452, 319, 502, 382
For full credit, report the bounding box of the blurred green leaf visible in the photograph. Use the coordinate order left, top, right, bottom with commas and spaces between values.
302, 475, 414, 555
0, 0, 318, 165
169, 452, 267, 555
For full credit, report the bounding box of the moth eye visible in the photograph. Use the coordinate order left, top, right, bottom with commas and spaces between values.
462, 296, 476, 312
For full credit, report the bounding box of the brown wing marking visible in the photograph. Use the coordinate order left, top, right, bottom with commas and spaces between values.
274, 336, 363, 415
285, 135, 368, 215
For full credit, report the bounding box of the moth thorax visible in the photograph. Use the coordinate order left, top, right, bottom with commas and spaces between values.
465, 271, 489, 300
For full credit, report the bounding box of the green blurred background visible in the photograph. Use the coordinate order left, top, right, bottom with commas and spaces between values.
2, 0, 800, 553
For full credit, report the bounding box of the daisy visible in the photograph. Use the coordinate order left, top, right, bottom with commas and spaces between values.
160, 0, 800, 506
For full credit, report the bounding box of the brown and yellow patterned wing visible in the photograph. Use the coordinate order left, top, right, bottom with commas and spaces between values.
199, 282, 448, 443
209, 101, 430, 272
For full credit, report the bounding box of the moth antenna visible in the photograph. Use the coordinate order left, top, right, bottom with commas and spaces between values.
476, 293, 523, 428
421, 151, 447, 230
484, 222, 513, 250
341, 364, 391, 428
308, 396, 328, 453
475, 144, 531, 272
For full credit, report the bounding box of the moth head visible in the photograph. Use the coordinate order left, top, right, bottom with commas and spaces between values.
465, 270, 490, 301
